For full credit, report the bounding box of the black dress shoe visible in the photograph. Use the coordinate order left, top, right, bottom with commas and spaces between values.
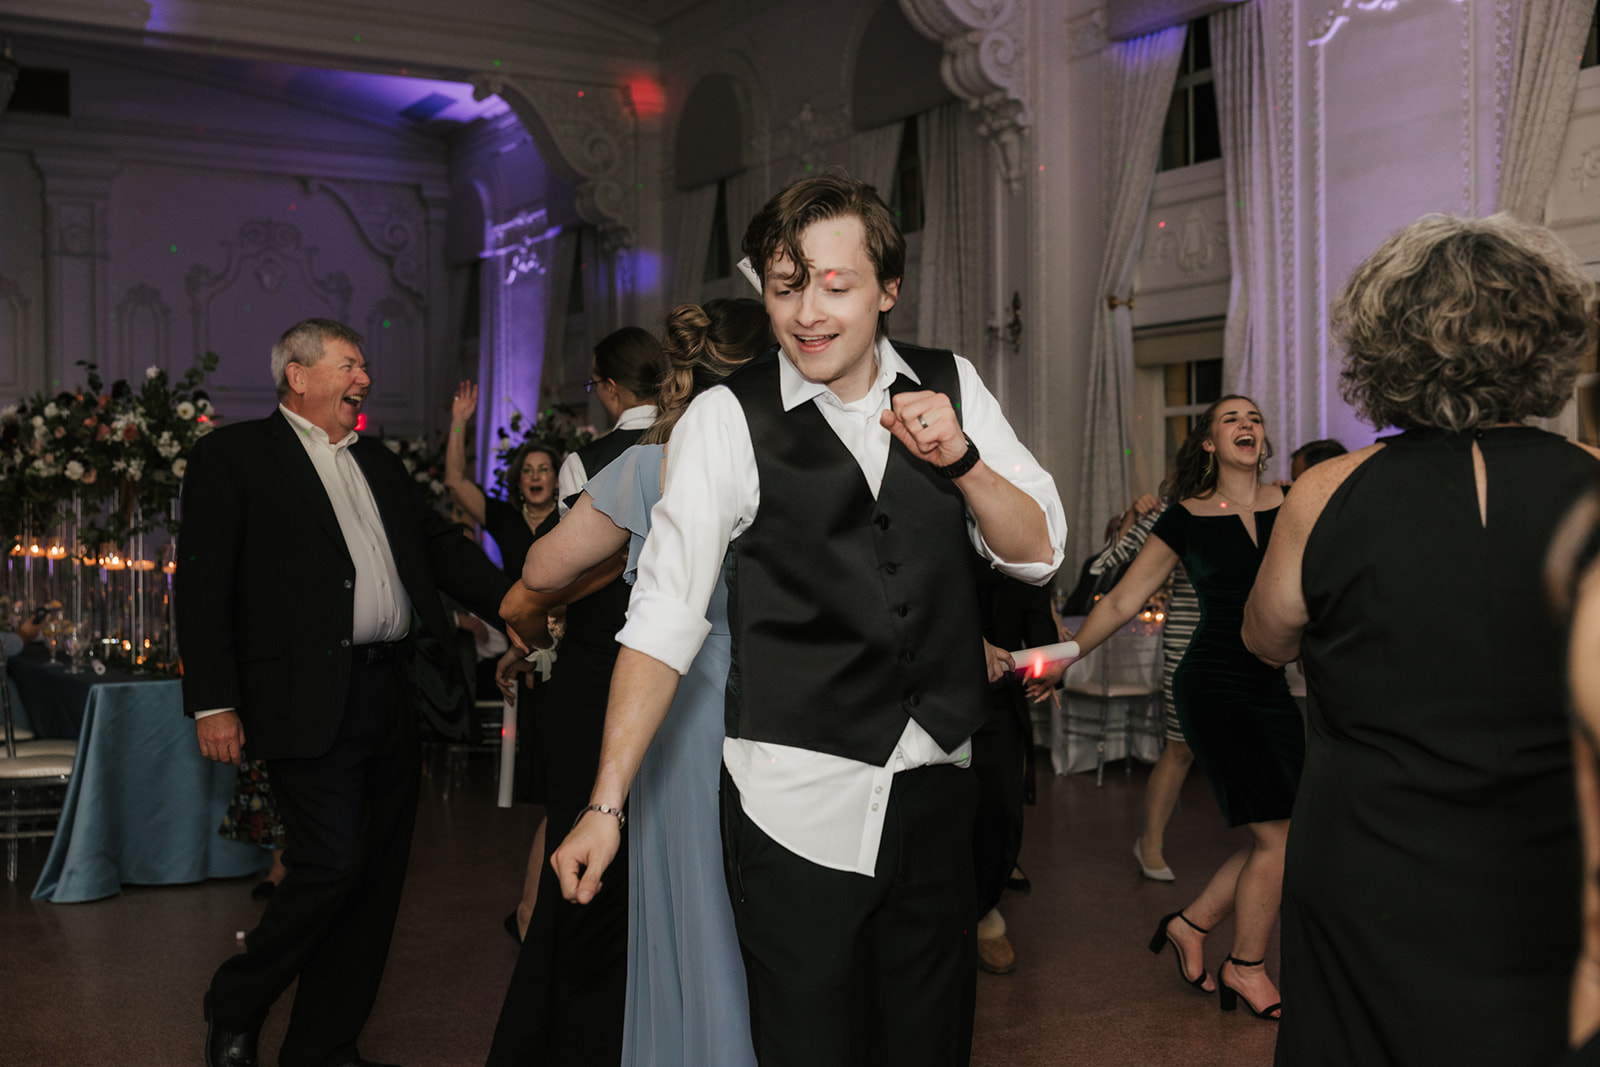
203, 992, 260, 1067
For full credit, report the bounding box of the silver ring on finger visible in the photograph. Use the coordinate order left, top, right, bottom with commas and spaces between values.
917, 414, 929, 429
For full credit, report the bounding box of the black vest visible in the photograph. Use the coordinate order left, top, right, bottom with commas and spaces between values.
722, 345, 989, 765
563, 426, 647, 511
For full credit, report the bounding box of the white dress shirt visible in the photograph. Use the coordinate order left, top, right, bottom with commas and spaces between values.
195, 407, 411, 722
557, 404, 658, 516
617, 338, 1065, 875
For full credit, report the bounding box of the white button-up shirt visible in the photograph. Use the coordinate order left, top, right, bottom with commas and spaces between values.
616, 339, 1065, 875
278, 405, 412, 645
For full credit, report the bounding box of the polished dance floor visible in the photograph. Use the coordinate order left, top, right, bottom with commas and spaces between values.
0, 746, 1279, 1066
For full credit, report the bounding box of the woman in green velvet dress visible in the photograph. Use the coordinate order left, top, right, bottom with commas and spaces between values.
1031, 394, 1301, 1021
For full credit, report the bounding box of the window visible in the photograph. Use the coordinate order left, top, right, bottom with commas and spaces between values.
889, 117, 924, 234
703, 178, 732, 283
1158, 20, 1220, 172
1583, 2, 1598, 69
1163, 358, 1224, 466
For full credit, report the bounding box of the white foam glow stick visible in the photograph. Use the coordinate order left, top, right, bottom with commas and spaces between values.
1010, 641, 1081, 679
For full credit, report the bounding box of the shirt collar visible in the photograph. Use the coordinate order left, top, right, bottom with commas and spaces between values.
279, 403, 357, 451
776, 336, 922, 412
615, 404, 659, 430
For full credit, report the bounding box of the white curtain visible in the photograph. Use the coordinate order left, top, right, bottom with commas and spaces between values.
916, 101, 987, 364
851, 122, 904, 201
1212, 1, 1300, 466
1074, 26, 1188, 565
669, 184, 719, 308
723, 168, 762, 289
1499, 0, 1596, 221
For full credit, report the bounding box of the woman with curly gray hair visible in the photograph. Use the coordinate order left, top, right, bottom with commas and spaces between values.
1243, 211, 1600, 1065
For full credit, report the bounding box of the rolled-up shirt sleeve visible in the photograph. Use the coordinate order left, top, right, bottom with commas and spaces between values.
616, 387, 757, 674
954, 356, 1067, 585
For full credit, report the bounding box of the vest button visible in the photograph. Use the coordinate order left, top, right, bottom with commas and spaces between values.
875, 514, 890, 530
343, 579, 353, 589
883, 562, 898, 575
902, 650, 915, 664
897, 605, 909, 617
340, 638, 351, 648
906, 692, 921, 707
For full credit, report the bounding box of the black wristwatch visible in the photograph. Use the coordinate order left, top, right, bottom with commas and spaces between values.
932, 434, 981, 480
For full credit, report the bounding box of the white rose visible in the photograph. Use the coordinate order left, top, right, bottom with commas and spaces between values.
383, 439, 402, 454
111, 458, 127, 473
175, 401, 195, 420
430, 479, 445, 495
31, 415, 43, 428
65, 460, 84, 481
171, 458, 187, 479
146, 365, 160, 380
1, 404, 16, 419
43, 402, 58, 418
196, 421, 215, 436
197, 398, 213, 415
127, 459, 143, 481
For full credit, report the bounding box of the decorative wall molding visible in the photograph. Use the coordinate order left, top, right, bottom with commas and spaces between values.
772, 101, 853, 180
472, 74, 638, 250
186, 220, 351, 358
1151, 210, 1228, 277
900, 0, 1032, 191
362, 295, 421, 409
115, 283, 171, 374
302, 178, 429, 305
1065, 9, 1107, 60
1573, 144, 1600, 192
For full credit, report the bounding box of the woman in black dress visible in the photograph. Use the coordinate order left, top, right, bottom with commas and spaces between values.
444, 380, 560, 582
1244, 212, 1600, 1065
1033, 394, 1302, 1020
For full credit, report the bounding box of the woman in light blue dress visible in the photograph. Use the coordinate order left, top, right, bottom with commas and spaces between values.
499, 298, 772, 1067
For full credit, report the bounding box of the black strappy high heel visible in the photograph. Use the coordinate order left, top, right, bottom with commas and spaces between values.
1217, 955, 1282, 1020
1147, 910, 1211, 993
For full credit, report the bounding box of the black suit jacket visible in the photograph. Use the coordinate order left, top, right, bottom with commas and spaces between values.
175, 410, 509, 760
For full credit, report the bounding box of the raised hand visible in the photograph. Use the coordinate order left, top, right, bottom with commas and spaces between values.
451, 381, 479, 426
879, 390, 970, 470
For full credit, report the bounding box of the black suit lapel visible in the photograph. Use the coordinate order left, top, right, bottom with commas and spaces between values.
263, 411, 350, 556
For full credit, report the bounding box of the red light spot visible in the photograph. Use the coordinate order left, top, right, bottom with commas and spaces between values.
355, 413, 368, 432
824, 270, 837, 284
1157, 220, 1165, 228
197, 415, 210, 423
577, 90, 584, 98
625, 76, 666, 117
1031, 655, 1044, 679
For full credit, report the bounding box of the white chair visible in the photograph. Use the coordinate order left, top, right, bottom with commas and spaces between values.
0, 644, 75, 882
1052, 619, 1165, 785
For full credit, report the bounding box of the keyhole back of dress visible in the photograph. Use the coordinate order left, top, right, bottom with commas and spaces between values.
1472, 440, 1489, 528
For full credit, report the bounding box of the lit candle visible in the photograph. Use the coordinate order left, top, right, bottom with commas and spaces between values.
130, 559, 156, 571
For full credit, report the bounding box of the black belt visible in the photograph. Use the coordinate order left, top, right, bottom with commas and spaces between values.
350, 639, 411, 665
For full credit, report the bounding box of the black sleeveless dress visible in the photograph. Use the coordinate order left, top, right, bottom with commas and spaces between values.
1274, 427, 1597, 1066
1150, 502, 1303, 826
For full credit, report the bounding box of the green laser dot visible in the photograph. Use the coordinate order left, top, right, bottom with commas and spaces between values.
169, 245, 177, 252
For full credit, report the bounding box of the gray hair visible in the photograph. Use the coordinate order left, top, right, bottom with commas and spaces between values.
1335, 213, 1598, 432
271, 319, 365, 398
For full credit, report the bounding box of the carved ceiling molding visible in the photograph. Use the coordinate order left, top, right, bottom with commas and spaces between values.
899, 0, 1032, 192
302, 178, 428, 305
472, 73, 638, 250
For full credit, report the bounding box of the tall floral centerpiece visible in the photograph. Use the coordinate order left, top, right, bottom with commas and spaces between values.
1, 354, 220, 673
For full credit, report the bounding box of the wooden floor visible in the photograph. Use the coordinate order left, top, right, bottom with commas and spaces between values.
0, 746, 1280, 1066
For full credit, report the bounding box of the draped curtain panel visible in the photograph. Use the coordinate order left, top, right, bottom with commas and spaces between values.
852, 122, 905, 204
1498, 0, 1596, 222
1212, 0, 1301, 466
916, 101, 988, 365
724, 168, 761, 289
1074, 25, 1188, 565
669, 184, 719, 308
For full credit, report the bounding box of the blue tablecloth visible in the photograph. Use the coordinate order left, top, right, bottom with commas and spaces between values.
7, 654, 266, 903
